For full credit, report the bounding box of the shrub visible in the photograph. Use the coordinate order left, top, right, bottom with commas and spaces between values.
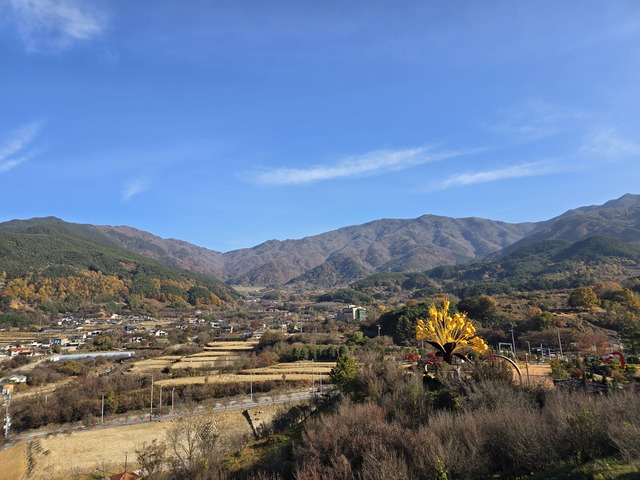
286, 355, 640, 480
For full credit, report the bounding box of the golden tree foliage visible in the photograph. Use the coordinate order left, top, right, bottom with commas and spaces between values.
0, 268, 225, 310
416, 300, 488, 363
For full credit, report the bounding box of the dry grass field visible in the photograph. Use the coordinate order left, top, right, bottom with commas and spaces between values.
190, 351, 245, 357
0, 331, 46, 347
155, 359, 335, 387
127, 355, 182, 373
521, 363, 553, 386
128, 340, 258, 373
242, 361, 335, 375
4, 406, 282, 480
156, 371, 331, 387
0, 442, 27, 479
204, 341, 258, 351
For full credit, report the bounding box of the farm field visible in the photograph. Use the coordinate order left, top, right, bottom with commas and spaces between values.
128, 340, 259, 373
169, 355, 242, 370
156, 371, 332, 387
204, 341, 259, 351
0, 442, 27, 479
7, 406, 282, 480
243, 361, 335, 375
154, 359, 335, 387
0, 331, 47, 346
127, 355, 182, 373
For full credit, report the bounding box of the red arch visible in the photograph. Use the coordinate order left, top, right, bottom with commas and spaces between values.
604, 351, 625, 368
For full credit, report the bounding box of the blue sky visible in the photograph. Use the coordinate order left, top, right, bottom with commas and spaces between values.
1, 1, 639, 252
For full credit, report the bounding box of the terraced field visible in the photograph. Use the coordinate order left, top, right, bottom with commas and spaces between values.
0, 331, 46, 345
128, 340, 262, 374
204, 341, 258, 351
156, 360, 335, 387
127, 355, 182, 372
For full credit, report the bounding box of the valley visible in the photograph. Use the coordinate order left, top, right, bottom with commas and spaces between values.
1, 194, 640, 478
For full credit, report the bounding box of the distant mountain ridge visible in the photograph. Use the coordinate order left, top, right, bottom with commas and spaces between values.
499, 194, 640, 256
1, 193, 639, 287
99, 215, 538, 286
345, 234, 640, 302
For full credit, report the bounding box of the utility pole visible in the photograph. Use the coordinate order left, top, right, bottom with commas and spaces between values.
557, 329, 564, 360
101, 394, 104, 424
3, 394, 9, 438
510, 329, 517, 358
150, 374, 154, 421
171, 388, 175, 413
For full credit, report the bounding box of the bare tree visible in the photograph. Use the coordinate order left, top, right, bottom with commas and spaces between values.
165, 415, 220, 474
135, 438, 167, 479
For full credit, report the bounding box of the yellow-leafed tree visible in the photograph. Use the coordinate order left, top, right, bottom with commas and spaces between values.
416, 300, 488, 363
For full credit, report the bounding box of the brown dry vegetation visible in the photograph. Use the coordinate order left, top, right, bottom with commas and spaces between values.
128, 356, 182, 373
205, 341, 258, 350
0, 443, 27, 479
231, 354, 640, 480
128, 340, 257, 374
156, 372, 331, 387
5, 405, 283, 480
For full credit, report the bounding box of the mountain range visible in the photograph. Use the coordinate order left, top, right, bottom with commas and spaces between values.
1, 194, 639, 288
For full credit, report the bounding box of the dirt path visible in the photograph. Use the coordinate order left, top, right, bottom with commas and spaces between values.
519, 363, 552, 386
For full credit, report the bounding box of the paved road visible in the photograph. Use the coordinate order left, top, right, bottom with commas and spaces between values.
14, 389, 329, 443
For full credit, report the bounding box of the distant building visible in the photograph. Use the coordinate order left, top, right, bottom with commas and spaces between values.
7, 347, 33, 357
338, 305, 367, 322
8, 374, 26, 383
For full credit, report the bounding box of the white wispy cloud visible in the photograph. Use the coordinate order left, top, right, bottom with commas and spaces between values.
7, 0, 109, 52
580, 128, 640, 159
256, 147, 464, 186
122, 178, 149, 202
431, 162, 557, 191
0, 121, 44, 173
491, 101, 587, 143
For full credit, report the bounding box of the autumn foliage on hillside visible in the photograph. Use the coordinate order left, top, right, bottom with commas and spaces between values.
0, 227, 236, 315
0, 269, 226, 313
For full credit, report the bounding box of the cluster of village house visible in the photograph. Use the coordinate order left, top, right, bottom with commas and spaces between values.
0, 314, 172, 357
1, 304, 368, 353
0, 304, 367, 393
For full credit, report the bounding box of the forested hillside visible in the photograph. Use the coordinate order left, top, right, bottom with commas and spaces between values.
340, 235, 640, 302
0, 225, 237, 315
